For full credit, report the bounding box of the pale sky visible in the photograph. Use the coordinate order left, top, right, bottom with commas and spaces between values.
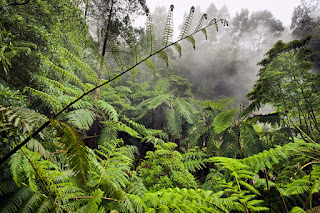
145, 0, 301, 26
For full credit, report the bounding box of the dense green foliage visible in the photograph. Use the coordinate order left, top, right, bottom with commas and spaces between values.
1, 0, 320, 212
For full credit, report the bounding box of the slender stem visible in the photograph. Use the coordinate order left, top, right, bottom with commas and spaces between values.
279, 190, 289, 213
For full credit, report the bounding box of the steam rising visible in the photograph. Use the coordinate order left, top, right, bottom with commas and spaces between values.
152, 4, 293, 107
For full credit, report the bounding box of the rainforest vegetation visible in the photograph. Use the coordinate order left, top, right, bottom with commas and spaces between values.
1, 0, 320, 212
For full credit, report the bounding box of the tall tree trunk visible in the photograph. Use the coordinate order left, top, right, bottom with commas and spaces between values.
85, 0, 115, 149
94, 0, 115, 101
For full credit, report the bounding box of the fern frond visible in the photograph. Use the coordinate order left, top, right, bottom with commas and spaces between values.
162, 5, 174, 47
52, 120, 89, 184
26, 139, 50, 160
146, 13, 157, 55
213, 110, 237, 133
173, 43, 182, 57
59, 47, 98, 83
174, 98, 194, 124
66, 109, 96, 130
121, 116, 150, 136
0, 186, 34, 213
43, 59, 85, 88
195, 14, 208, 39
178, 6, 195, 39
96, 100, 118, 121
25, 87, 62, 111
158, 50, 169, 66
182, 147, 208, 172
37, 76, 79, 97
165, 107, 182, 138
143, 58, 156, 75
146, 93, 173, 109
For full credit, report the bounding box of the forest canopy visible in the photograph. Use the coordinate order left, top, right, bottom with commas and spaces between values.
0, 0, 320, 212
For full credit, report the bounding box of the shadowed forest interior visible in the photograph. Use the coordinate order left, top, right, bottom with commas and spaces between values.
1, 0, 320, 212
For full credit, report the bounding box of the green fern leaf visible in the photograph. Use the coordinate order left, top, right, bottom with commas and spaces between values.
213, 110, 237, 133
59, 47, 98, 83
52, 120, 89, 184
96, 100, 118, 121
158, 50, 169, 66
195, 14, 208, 40
178, 6, 195, 39
66, 109, 96, 130
43, 59, 85, 88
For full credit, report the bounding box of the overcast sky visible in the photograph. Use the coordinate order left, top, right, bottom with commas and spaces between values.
145, 0, 302, 26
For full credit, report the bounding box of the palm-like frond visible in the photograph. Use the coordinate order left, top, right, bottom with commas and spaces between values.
213, 110, 237, 133
96, 100, 118, 121
66, 109, 96, 130
51, 120, 89, 184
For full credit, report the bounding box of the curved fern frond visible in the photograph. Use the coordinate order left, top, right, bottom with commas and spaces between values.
59, 47, 98, 83
195, 14, 208, 40
25, 87, 62, 112
143, 58, 156, 75
43, 59, 85, 88
146, 93, 173, 109
121, 116, 150, 137
165, 107, 182, 138
182, 147, 208, 172
178, 6, 195, 39
66, 109, 96, 131
213, 110, 237, 133
37, 76, 79, 97
96, 100, 118, 121
158, 50, 169, 66
173, 43, 182, 57
174, 98, 195, 124
51, 120, 89, 184
162, 5, 174, 47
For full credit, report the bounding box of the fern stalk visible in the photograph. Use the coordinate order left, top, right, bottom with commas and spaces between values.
0, 18, 227, 165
